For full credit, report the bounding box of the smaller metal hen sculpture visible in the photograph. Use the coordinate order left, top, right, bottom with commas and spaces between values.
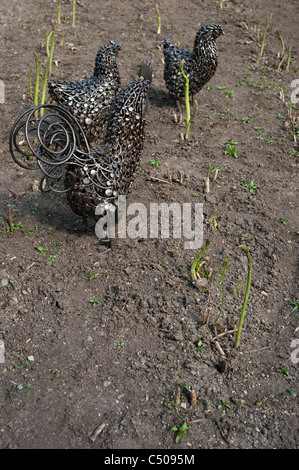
9, 59, 152, 242
163, 24, 224, 109
48, 41, 121, 141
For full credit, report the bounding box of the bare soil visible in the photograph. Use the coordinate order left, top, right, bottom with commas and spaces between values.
0, 0, 298, 450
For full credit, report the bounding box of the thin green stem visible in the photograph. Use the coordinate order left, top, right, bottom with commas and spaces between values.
180, 59, 190, 122
57, 0, 61, 24
257, 21, 262, 42
72, 0, 76, 27
286, 45, 292, 71
277, 30, 285, 70
29, 66, 33, 100
179, 59, 198, 139
48, 28, 55, 76
156, 4, 161, 35
258, 20, 270, 59
191, 239, 211, 282
33, 52, 40, 117
45, 29, 50, 57
235, 246, 252, 348
185, 99, 198, 139
40, 65, 48, 117
215, 254, 230, 325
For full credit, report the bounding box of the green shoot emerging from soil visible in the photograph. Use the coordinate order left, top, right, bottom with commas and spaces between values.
179, 59, 198, 139
244, 179, 257, 192
278, 367, 289, 377
235, 246, 252, 348
40, 65, 48, 117
31, 28, 55, 117
217, 398, 231, 409
37, 246, 48, 255
156, 4, 161, 35
258, 20, 270, 59
33, 52, 40, 113
72, 0, 76, 26
150, 159, 162, 167
290, 300, 299, 311
170, 421, 189, 445
57, 0, 61, 24
277, 30, 285, 70
215, 254, 230, 325
89, 273, 100, 280
191, 238, 211, 281
48, 27, 55, 76
222, 140, 238, 158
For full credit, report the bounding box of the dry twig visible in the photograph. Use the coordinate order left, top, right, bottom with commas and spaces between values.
150, 176, 173, 185
211, 329, 238, 342
189, 389, 197, 406
202, 308, 212, 325
89, 423, 106, 443
214, 340, 226, 359
8, 205, 13, 228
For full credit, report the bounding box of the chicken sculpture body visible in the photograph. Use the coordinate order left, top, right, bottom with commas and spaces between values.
163, 24, 224, 105
65, 60, 152, 225
48, 41, 121, 140
9, 60, 152, 240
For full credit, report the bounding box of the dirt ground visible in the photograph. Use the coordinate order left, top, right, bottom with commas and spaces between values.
0, 0, 298, 450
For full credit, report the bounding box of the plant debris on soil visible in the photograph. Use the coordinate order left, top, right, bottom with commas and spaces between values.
0, 0, 298, 450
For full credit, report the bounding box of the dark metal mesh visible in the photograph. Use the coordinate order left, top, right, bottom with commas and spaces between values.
163, 24, 224, 100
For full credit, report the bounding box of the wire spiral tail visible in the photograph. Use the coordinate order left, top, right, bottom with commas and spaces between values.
9, 103, 91, 192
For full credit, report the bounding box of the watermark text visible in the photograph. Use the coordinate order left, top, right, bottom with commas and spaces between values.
95, 196, 203, 249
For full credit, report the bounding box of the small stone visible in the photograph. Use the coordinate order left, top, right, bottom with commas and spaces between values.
103, 381, 111, 387
31, 180, 40, 192
1, 279, 8, 287
232, 398, 246, 407
28, 355, 34, 362
205, 194, 217, 204
193, 278, 208, 289
173, 332, 184, 341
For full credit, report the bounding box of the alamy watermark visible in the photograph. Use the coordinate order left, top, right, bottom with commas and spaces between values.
95, 196, 203, 249
291, 339, 299, 364
0, 339, 4, 363
290, 79, 299, 104
0, 79, 5, 104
